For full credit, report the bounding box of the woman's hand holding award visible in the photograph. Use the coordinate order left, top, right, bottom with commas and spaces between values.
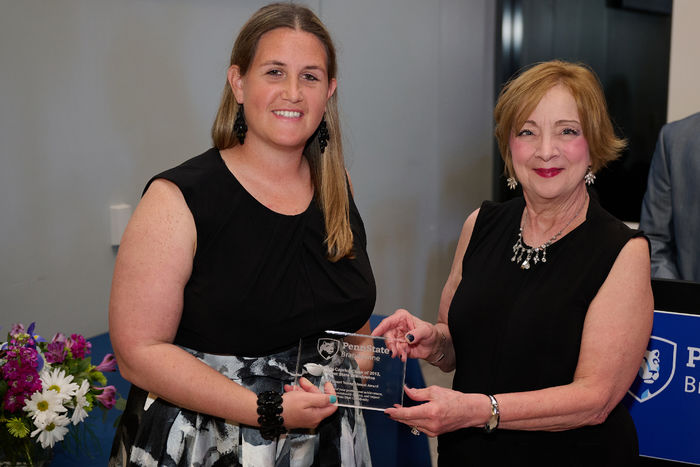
295, 330, 406, 410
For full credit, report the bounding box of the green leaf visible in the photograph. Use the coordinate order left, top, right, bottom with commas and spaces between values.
0, 379, 8, 399
90, 371, 107, 386
114, 396, 127, 412
76, 358, 91, 373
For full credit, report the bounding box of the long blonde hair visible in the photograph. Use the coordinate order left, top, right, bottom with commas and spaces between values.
211, 3, 352, 261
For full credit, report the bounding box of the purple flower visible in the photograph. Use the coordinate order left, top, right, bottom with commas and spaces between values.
94, 385, 117, 409
45, 340, 67, 364
26, 322, 38, 345
68, 334, 91, 359
2, 359, 19, 380
19, 347, 38, 367
19, 369, 42, 393
51, 332, 68, 345
3, 388, 26, 413
10, 323, 26, 336
51, 332, 67, 345
2, 338, 42, 407
94, 353, 117, 373
3, 345, 38, 373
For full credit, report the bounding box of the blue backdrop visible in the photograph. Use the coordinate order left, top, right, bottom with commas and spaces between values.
624, 310, 700, 465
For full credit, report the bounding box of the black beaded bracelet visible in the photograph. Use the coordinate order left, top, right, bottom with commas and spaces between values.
257, 391, 287, 440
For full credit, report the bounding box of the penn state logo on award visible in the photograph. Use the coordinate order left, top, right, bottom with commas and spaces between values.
317, 338, 341, 360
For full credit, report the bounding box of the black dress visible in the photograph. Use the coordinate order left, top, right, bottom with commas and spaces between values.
110, 148, 376, 466
440, 196, 644, 467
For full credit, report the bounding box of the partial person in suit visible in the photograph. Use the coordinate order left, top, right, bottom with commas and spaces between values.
640, 111, 700, 282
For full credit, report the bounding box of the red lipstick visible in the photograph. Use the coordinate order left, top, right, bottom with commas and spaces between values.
534, 168, 563, 178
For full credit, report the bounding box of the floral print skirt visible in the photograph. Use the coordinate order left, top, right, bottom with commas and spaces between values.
109, 346, 371, 467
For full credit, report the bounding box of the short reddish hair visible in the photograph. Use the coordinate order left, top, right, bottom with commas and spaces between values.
494, 60, 626, 178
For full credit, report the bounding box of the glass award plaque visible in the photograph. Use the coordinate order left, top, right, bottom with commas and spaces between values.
294, 330, 406, 411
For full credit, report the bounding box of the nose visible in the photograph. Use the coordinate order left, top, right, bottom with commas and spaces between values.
282, 77, 303, 103
536, 133, 558, 161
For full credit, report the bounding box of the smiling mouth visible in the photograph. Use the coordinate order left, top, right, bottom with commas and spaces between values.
534, 168, 563, 177
273, 110, 302, 118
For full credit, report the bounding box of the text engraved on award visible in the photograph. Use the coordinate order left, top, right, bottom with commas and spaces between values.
296, 331, 406, 411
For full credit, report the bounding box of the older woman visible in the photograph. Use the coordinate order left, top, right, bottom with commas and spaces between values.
373, 60, 653, 466
109, 3, 375, 466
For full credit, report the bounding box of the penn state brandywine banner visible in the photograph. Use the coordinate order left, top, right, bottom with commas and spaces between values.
624, 310, 700, 465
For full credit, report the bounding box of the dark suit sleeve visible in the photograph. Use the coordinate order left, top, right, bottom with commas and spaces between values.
640, 123, 680, 279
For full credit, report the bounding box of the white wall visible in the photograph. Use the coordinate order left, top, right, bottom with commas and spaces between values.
324, 0, 495, 319
667, 0, 700, 122
0, 0, 494, 338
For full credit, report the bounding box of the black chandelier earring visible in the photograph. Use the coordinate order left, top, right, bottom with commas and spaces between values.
233, 104, 247, 145
317, 117, 329, 154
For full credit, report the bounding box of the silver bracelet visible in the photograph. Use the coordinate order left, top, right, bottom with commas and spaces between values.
428, 329, 447, 365
484, 394, 500, 433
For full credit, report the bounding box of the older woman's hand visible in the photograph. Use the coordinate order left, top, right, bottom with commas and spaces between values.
371, 309, 440, 361
385, 386, 488, 437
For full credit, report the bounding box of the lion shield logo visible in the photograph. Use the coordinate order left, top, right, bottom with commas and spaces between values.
317, 338, 341, 360
627, 336, 677, 403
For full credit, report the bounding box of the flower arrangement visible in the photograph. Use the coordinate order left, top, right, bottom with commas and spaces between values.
0, 322, 120, 465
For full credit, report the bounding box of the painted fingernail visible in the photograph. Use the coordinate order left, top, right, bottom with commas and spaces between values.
329, 395, 337, 404
406, 334, 415, 343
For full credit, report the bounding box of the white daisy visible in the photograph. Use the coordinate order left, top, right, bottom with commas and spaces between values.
31, 412, 70, 448
23, 389, 67, 424
74, 377, 90, 399
70, 379, 91, 425
40, 368, 79, 402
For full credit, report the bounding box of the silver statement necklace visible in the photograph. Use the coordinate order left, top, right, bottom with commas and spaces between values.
511, 195, 588, 270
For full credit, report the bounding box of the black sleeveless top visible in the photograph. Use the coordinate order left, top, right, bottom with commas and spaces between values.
440, 196, 644, 466
146, 148, 376, 357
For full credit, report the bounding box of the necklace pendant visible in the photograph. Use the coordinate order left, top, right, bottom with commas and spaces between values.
510, 194, 587, 271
